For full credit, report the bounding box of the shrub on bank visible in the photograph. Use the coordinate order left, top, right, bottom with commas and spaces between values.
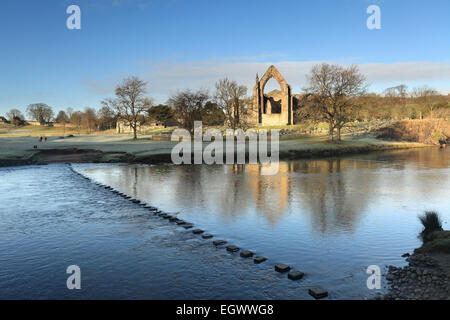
419, 211, 443, 235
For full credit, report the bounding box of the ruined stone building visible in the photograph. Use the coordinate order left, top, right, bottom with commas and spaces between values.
249, 65, 298, 126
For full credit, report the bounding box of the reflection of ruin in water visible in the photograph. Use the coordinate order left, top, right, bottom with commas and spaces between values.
83, 147, 450, 235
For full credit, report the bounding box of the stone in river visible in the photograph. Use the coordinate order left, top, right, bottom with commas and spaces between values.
183, 224, 194, 229
213, 240, 227, 246
308, 286, 328, 299
202, 234, 213, 239
240, 250, 254, 258
288, 271, 304, 280
192, 229, 204, 234
226, 245, 240, 252
274, 264, 291, 273
253, 256, 267, 264
176, 220, 186, 225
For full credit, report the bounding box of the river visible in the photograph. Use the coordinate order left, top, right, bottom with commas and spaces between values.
1, 147, 449, 299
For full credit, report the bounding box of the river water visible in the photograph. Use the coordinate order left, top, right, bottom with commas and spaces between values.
1, 147, 449, 299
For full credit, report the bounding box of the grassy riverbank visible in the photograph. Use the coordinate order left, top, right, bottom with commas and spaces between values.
384, 211, 450, 300
0, 131, 429, 166
384, 230, 450, 300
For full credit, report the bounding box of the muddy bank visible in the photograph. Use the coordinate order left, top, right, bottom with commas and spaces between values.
384, 231, 450, 300
278, 143, 428, 159
0, 148, 174, 167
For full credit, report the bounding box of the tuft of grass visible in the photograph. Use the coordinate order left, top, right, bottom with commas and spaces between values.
419, 211, 443, 235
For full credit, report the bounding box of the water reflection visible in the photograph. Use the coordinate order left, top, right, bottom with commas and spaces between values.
81, 147, 450, 236
76, 147, 450, 299
3, 148, 449, 299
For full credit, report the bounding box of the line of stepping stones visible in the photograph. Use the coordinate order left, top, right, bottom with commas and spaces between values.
68, 164, 328, 299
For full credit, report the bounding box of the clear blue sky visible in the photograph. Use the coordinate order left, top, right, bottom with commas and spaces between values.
0, 0, 449, 115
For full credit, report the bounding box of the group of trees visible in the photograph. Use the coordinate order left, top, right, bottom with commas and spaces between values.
5, 108, 25, 126
53, 106, 118, 133
103, 76, 248, 139
354, 85, 449, 122
3, 103, 118, 134
297, 63, 450, 141
3, 64, 449, 142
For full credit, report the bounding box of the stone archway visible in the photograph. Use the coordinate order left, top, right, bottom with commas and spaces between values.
252, 65, 293, 125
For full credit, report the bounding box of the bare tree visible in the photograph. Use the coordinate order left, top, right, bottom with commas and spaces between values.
384, 84, 409, 120
66, 107, 74, 120
81, 107, 98, 133
214, 78, 247, 130
411, 86, 439, 119
303, 63, 367, 141
168, 89, 209, 133
102, 76, 151, 139
26, 103, 54, 125
6, 109, 25, 126
97, 105, 117, 130
6, 109, 24, 122
70, 111, 83, 134
55, 110, 69, 135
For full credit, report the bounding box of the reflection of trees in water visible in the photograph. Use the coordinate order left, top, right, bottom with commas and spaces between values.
241, 163, 292, 226
292, 159, 374, 235
90, 147, 450, 234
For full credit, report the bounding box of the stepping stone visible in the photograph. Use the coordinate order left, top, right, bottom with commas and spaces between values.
226, 245, 240, 252
254, 256, 267, 264
275, 264, 291, 273
192, 229, 204, 234
163, 215, 172, 219
132, 199, 141, 204
213, 240, 227, 246
182, 224, 194, 229
169, 217, 179, 222
159, 214, 168, 218
202, 234, 213, 239
308, 286, 328, 299
240, 250, 254, 258
176, 220, 186, 225
288, 271, 304, 280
